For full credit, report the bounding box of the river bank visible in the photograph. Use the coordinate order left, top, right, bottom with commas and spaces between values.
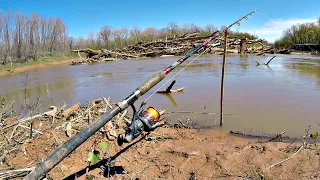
0, 56, 77, 77
2, 127, 320, 179
0, 95, 319, 179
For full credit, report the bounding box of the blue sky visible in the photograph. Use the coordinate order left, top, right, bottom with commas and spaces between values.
0, 0, 319, 42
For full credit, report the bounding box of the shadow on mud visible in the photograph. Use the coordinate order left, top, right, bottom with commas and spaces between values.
63, 135, 146, 179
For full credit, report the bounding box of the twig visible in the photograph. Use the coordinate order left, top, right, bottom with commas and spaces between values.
178, 120, 188, 128
267, 144, 304, 169
265, 131, 285, 142
0, 166, 35, 175
85, 104, 96, 113
103, 97, 113, 109
285, 135, 299, 149
3, 104, 65, 130
30, 122, 33, 139
118, 110, 128, 123
51, 131, 62, 146
0, 129, 9, 144
18, 125, 43, 135
2, 110, 52, 130
10, 125, 19, 140
264, 56, 276, 66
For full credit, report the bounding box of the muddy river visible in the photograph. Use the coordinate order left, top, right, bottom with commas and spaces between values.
1, 54, 319, 136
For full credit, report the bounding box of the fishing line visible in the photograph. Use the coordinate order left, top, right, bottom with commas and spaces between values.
143, 10, 257, 104
143, 49, 207, 103
150, 32, 227, 110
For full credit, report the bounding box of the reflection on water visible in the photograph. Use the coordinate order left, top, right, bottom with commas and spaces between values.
284, 58, 320, 86
0, 54, 320, 136
240, 55, 249, 70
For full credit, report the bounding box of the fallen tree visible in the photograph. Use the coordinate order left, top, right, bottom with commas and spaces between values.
71, 33, 272, 64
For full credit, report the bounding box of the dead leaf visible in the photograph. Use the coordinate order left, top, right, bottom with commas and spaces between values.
66, 122, 73, 137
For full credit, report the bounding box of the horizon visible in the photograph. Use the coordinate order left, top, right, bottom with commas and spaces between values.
1, 0, 320, 42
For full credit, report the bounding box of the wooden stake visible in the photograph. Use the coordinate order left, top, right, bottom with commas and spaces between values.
220, 31, 228, 126
240, 38, 247, 55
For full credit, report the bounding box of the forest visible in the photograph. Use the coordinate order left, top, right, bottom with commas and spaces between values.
274, 17, 320, 48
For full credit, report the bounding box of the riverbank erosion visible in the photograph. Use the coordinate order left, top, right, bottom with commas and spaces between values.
0, 57, 77, 77
0, 98, 319, 179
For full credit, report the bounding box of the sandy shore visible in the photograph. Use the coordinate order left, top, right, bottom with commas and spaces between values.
0, 58, 77, 76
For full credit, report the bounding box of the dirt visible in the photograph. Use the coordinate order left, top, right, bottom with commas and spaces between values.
0, 98, 319, 180
2, 127, 320, 180
0, 58, 77, 76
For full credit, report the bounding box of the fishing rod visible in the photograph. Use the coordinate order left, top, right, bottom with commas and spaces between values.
24, 10, 257, 180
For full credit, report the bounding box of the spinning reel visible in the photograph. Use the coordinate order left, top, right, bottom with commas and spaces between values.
117, 102, 162, 146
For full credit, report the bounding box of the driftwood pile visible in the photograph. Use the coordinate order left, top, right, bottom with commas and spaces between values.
71, 33, 272, 65
0, 97, 132, 179
0, 95, 193, 179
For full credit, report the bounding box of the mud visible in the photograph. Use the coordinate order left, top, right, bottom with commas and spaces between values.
3, 128, 320, 180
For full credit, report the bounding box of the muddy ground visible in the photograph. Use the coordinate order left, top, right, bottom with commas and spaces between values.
0, 97, 319, 180
2, 127, 319, 180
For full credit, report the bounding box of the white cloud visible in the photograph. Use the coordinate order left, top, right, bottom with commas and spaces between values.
248, 18, 317, 42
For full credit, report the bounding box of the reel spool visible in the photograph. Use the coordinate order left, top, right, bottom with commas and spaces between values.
117, 105, 161, 146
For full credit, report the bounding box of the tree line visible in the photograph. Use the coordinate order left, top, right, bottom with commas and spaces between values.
0, 11, 258, 64
274, 17, 320, 48
80, 23, 257, 50
0, 11, 70, 64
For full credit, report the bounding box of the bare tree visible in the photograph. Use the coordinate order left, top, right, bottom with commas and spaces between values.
47, 17, 67, 56
189, 23, 202, 33
157, 27, 169, 39
13, 12, 25, 61
74, 37, 87, 49
317, 17, 320, 26
99, 26, 112, 48
120, 27, 129, 46
27, 13, 39, 60
205, 24, 217, 34
0, 11, 69, 62
181, 23, 202, 33
142, 27, 158, 41
167, 21, 179, 38
112, 28, 123, 48
130, 25, 142, 42
2, 12, 12, 63
87, 31, 95, 48
39, 17, 48, 55
0, 12, 4, 63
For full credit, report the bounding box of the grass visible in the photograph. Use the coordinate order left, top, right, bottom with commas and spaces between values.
0, 55, 76, 72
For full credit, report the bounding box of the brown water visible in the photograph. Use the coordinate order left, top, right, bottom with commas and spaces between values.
1, 54, 320, 136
